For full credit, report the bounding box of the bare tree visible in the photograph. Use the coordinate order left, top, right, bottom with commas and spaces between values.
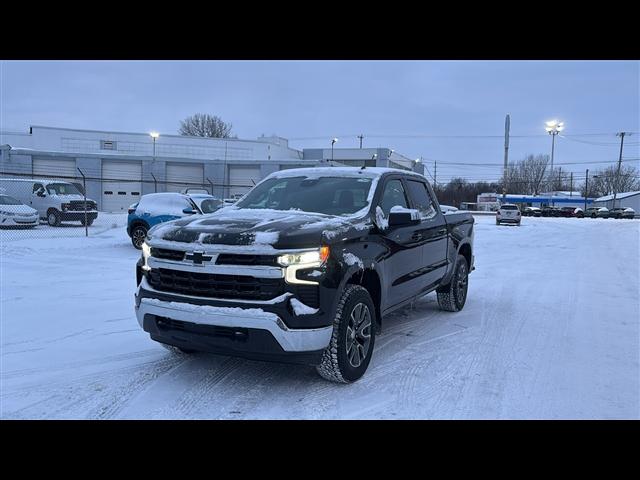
179, 113, 235, 138
501, 154, 549, 195
584, 164, 640, 197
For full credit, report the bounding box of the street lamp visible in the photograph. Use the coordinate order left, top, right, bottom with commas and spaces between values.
150, 131, 159, 157
545, 120, 564, 205
150, 132, 159, 192
331, 138, 338, 164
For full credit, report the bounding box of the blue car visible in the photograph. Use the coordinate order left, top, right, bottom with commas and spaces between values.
127, 192, 222, 249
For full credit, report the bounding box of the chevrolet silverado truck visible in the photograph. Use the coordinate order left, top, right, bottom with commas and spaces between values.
134, 167, 475, 383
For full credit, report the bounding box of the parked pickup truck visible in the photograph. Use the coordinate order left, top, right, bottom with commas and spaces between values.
134, 167, 475, 383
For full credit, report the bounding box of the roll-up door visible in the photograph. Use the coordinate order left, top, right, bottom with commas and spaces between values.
102, 160, 142, 212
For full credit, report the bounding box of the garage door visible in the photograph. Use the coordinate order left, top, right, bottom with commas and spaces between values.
33, 157, 77, 181
166, 163, 205, 193
102, 160, 142, 212
229, 166, 261, 197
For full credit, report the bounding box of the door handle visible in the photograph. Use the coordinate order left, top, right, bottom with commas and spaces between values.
437, 228, 447, 235
411, 232, 423, 241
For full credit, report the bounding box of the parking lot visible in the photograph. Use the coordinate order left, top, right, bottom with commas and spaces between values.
1, 214, 638, 419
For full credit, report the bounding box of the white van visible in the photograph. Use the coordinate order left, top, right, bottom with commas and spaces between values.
0, 178, 99, 226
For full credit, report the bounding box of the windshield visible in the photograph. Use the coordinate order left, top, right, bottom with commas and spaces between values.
0, 195, 23, 205
236, 175, 374, 216
46, 183, 82, 196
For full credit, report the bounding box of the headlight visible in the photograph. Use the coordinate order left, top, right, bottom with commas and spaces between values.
278, 247, 329, 285
1, 210, 17, 216
277, 246, 329, 267
141, 241, 152, 271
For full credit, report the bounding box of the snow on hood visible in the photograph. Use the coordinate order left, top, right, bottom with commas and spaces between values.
147, 207, 354, 250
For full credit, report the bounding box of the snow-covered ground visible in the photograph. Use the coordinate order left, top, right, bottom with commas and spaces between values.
1, 215, 638, 419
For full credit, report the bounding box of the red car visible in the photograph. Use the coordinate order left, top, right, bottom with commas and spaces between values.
559, 206, 579, 217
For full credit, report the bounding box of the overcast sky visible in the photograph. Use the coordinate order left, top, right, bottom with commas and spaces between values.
1, 60, 638, 183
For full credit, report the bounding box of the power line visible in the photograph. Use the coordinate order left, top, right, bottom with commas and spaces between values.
287, 132, 639, 141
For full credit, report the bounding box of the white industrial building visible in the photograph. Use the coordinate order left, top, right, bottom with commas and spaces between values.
593, 191, 640, 211
0, 125, 423, 212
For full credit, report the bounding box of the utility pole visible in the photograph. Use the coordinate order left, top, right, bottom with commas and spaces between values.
434, 160, 437, 187
503, 114, 510, 201
584, 169, 589, 211
570, 172, 573, 196
558, 167, 562, 192
612, 132, 629, 209
358, 134, 364, 149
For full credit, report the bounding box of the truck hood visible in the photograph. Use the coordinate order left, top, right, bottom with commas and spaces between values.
51, 194, 96, 202
148, 207, 373, 250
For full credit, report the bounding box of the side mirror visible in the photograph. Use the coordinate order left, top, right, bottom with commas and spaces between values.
388, 207, 420, 227
182, 208, 196, 215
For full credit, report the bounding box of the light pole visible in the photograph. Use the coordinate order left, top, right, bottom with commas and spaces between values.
545, 120, 564, 206
150, 132, 159, 192
331, 138, 338, 165
150, 131, 159, 157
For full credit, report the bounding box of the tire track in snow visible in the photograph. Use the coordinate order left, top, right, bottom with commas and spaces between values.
171, 356, 249, 418
3, 354, 187, 419
1, 349, 161, 380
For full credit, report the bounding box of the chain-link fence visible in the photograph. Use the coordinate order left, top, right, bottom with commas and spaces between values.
0, 170, 256, 243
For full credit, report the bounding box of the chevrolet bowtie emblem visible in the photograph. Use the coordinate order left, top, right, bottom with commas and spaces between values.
185, 251, 213, 265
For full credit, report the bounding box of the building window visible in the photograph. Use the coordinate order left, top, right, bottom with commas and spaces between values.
101, 140, 117, 150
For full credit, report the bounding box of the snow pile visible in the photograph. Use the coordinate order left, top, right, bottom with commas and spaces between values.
253, 231, 279, 245
141, 298, 279, 320
375, 206, 388, 230
390, 205, 420, 220
343, 252, 364, 269
290, 298, 319, 316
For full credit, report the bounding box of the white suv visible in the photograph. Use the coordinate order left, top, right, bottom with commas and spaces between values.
496, 203, 521, 226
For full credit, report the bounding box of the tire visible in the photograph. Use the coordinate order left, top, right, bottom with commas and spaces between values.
131, 224, 148, 249
316, 285, 376, 383
437, 254, 469, 312
80, 217, 94, 226
160, 343, 197, 354
47, 210, 61, 227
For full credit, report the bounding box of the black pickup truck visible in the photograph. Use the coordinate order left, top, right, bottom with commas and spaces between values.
134, 167, 475, 383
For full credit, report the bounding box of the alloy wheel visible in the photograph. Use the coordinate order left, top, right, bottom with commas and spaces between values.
345, 302, 372, 368
456, 262, 468, 305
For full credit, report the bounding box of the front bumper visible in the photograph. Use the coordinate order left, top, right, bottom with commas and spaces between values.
135, 278, 332, 365
60, 211, 98, 222
0, 214, 39, 227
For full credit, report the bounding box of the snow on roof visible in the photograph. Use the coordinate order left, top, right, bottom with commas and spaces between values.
266, 166, 424, 180
594, 191, 640, 202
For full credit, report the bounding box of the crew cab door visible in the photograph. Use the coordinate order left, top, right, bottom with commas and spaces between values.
403, 178, 449, 291
376, 176, 426, 308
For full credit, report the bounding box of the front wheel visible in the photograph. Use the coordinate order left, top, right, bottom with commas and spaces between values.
437, 254, 469, 312
131, 225, 148, 249
47, 210, 61, 227
316, 285, 376, 383
80, 217, 94, 226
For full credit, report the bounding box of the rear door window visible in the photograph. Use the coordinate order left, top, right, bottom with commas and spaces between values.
405, 179, 437, 219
